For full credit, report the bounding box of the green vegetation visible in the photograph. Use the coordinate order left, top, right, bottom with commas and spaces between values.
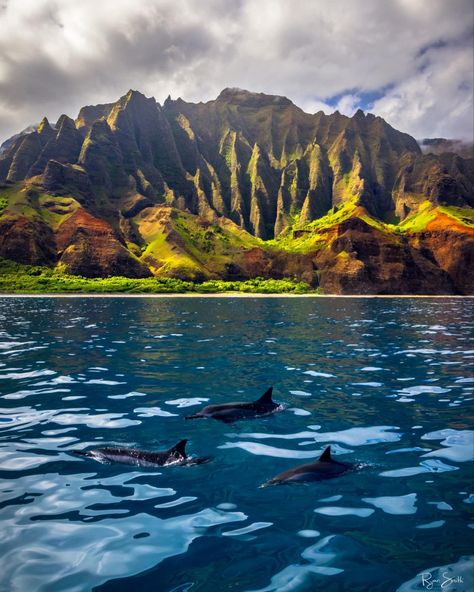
137, 209, 262, 280
272, 200, 474, 255
0, 259, 316, 294
0, 185, 38, 219
267, 201, 363, 253
438, 205, 474, 227
141, 231, 204, 279
397, 201, 437, 233
0, 184, 79, 227
267, 229, 326, 254
396, 202, 474, 233
307, 201, 358, 230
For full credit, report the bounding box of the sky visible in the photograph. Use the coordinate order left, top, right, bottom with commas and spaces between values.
0, 0, 473, 143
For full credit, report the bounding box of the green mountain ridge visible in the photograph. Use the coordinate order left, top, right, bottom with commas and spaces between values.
0, 88, 473, 294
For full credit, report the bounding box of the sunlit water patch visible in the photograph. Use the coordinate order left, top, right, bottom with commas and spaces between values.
0, 296, 473, 592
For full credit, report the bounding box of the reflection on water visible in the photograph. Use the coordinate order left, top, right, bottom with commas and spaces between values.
0, 296, 473, 592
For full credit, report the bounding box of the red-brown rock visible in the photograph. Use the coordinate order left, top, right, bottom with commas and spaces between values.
312, 217, 454, 294
411, 213, 474, 294
0, 216, 56, 265
56, 209, 151, 278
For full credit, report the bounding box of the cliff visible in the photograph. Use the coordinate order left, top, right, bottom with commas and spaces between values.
0, 88, 473, 294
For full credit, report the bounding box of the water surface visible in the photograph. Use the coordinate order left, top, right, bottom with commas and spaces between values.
0, 297, 473, 592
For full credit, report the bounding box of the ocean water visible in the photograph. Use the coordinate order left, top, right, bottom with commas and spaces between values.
0, 296, 473, 592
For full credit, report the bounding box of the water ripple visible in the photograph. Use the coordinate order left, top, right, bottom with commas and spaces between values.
231, 425, 401, 446
0, 508, 247, 592
362, 494, 418, 515
245, 535, 344, 592
314, 506, 374, 517
421, 430, 474, 462
0, 296, 472, 592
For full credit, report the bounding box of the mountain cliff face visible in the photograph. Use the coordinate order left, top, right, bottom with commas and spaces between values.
0, 88, 473, 294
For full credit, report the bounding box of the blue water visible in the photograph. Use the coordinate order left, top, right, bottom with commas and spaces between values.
0, 296, 473, 592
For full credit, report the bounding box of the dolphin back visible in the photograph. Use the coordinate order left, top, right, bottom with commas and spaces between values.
262, 444, 352, 486
255, 387, 274, 404
186, 387, 276, 422
319, 445, 332, 462
168, 439, 188, 458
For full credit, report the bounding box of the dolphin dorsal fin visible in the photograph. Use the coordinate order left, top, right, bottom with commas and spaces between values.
169, 439, 187, 458
257, 387, 273, 403
319, 446, 332, 462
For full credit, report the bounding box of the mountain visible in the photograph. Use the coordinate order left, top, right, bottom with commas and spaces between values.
0, 88, 473, 294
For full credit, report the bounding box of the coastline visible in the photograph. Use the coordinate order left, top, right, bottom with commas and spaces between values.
0, 293, 472, 298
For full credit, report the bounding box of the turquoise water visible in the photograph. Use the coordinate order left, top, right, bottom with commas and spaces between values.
0, 296, 473, 592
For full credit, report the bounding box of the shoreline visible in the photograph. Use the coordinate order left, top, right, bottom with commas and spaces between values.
0, 293, 472, 299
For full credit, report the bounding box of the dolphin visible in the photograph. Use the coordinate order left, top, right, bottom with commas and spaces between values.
262, 446, 353, 486
185, 387, 279, 423
73, 439, 192, 467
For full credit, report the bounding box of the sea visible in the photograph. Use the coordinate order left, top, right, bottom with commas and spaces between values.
0, 296, 473, 592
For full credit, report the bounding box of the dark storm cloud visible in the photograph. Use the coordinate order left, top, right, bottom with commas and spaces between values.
0, 0, 472, 142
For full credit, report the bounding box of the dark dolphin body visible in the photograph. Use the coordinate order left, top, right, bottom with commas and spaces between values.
73, 439, 194, 467
263, 446, 353, 486
186, 387, 279, 423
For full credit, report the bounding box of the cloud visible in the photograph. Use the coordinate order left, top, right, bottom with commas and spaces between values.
0, 0, 472, 142
372, 41, 474, 139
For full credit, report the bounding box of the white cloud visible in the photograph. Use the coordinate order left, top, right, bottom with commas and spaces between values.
298, 98, 333, 115
335, 95, 361, 117
372, 42, 474, 139
0, 0, 472, 141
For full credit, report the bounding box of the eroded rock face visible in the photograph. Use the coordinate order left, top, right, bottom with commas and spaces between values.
238, 248, 315, 284
393, 153, 474, 214
0, 216, 57, 265
120, 193, 153, 218
312, 218, 454, 294
6, 134, 43, 183
56, 209, 151, 278
411, 214, 474, 294
28, 115, 83, 177
43, 160, 92, 201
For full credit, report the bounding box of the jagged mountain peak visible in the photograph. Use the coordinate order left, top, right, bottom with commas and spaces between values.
0, 86, 472, 244
75, 90, 157, 133
352, 108, 378, 121
38, 117, 53, 134
55, 114, 76, 132
109, 90, 159, 121
123, 88, 155, 106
